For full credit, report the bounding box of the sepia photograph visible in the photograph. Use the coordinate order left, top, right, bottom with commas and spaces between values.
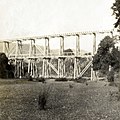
0, 0, 120, 119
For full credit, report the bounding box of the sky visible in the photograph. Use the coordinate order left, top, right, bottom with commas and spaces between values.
0, 0, 116, 52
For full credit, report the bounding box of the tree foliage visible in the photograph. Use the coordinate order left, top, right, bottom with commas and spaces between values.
0, 53, 14, 78
111, 0, 120, 29
0, 53, 8, 78
93, 36, 120, 74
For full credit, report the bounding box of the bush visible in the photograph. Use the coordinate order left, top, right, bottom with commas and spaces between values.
107, 71, 114, 82
38, 84, 51, 110
55, 78, 68, 82
38, 93, 47, 110
28, 75, 33, 81
109, 82, 118, 87
36, 77, 45, 83
74, 77, 87, 83
109, 83, 120, 101
69, 84, 74, 88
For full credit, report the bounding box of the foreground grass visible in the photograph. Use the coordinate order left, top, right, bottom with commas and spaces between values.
0, 79, 120, 120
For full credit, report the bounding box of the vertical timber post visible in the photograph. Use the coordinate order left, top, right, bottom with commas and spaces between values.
47, 38, 50, 78
33, 39, 36, 78
74, 57, 77, 79
28, 39, 36, 78
15, 40, 23, 78
3, 41, 9, 57
43, 37, 50, 78
19, 60, 22, 78
42, 59, 45, 77
76, 34, 80, 56
3, 42, 5, 53
15, 40, 19, 78
58, 58, 60, 78
77, 34, 80, 77
63, 58, 65, 77
58, 36, 64, 78
74, 34, 80, 79
91, 33, 96, 81
28, 39, 32, 76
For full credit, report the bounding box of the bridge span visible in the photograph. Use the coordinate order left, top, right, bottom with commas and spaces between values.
0, 30, 113, 80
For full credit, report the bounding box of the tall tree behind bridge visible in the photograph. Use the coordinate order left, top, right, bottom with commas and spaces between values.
93, 36, 120, 81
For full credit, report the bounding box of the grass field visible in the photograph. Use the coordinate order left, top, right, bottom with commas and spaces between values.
0, 79, 120, 120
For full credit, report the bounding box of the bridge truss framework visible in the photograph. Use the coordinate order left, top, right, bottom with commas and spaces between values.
1, 30, 113, 80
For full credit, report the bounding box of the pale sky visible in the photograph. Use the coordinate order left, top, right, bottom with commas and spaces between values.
0, 0, 116, 51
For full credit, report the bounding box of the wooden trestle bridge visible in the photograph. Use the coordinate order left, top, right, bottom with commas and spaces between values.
0, 30, 113, 80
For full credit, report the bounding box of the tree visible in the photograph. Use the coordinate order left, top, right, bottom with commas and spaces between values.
6, 63, 15, 78
93, 36, 120, 81
93, 36, 114, 72
111, 0, 120, 30
0, 53, 14, 78
110, 46, 120, 70
0, 53, 8, 78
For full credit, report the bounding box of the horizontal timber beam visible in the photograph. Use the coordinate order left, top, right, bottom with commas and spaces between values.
0, 30, 113, 42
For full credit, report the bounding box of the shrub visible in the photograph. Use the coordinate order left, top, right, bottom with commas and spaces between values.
38, 93, 47, 110
28, 75, 33, 81
109, 83, 120, 101
36, 77, 45, 83
69, 84, 74, 88
109, 82, 117, 87
107, 71, 114, 82
74, 77, 87, 83
55, 78, 68, 82
38, 84, 51, 110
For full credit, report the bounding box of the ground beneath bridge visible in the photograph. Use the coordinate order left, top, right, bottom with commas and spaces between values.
0, 79, 120, 120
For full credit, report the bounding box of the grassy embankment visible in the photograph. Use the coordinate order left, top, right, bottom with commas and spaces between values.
0, 79, 120, 120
